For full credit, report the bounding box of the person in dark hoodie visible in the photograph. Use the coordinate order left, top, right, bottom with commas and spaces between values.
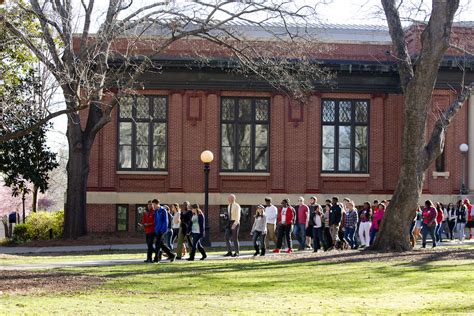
153, 199, 176, 262
188, 203, 207, 261
176, 201, 193, 260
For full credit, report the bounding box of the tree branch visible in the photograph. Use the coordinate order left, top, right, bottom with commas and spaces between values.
424, 82, 474, 169
381, 0, 414, 92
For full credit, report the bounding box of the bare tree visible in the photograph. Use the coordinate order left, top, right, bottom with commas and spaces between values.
372, 0, 473, 251
3, 0, 330, 238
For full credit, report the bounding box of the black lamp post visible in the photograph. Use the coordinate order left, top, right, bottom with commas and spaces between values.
200, 150, 214, 246
460, 143, 469, 195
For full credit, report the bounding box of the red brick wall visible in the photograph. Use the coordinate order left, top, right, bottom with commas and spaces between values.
84, 88, 468, 235
86, 89, 465, 195
87, 204, 116, 233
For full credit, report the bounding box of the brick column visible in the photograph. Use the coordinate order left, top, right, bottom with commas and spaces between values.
370, 95, 385, 191
168, 92, 184, 191
206, 93, 220, 191
306, 94, 321, 192
271, 94, 285, 192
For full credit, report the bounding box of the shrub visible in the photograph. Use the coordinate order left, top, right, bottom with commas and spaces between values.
25, 210, 64, 240
13, 223, 32, 243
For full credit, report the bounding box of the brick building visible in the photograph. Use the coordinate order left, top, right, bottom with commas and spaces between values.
83, 23, 474, 241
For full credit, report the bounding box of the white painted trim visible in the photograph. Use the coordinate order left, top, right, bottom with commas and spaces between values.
320, 173, 370, 178
432, 171, 450, 180
219, 172, 270, 177
116, 171, 169, 175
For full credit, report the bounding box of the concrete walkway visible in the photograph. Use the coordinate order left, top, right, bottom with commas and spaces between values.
0, 251, 283, 271
0, 241, 254, 255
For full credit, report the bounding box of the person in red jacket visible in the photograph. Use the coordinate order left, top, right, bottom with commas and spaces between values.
465, 199, 474, 239
273, 198, 295, 254
435, 202, 444, 243
140, 201, 156, 263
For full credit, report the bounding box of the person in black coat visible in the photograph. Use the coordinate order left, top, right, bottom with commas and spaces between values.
176, 201, 193, 260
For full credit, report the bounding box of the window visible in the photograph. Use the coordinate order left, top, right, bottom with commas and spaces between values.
321, 99, 369, 173
135, 204, 146, 232
219, 205, 253, 234
435, 149, 445, 172
116, 205, 128, 231
118, 95, 167, 170
221, 97, 269, 172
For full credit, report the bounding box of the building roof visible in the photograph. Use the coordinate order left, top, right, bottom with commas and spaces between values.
125, 21, 392, 44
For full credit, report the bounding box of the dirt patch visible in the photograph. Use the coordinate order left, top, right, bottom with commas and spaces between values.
0, 271, 105, 295
6, 233, 144, 247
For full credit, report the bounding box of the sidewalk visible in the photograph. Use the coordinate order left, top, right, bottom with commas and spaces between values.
1, 239, 472, 255
0, 241, 255, 255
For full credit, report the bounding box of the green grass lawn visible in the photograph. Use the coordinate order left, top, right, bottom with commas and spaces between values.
1, 248, 474, 314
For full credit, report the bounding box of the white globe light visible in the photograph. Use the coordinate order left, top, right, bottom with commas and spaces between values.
460, 143, 469, 153
200, 150, 214, 164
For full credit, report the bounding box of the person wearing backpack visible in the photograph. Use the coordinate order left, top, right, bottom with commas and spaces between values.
273, 198, 295, 254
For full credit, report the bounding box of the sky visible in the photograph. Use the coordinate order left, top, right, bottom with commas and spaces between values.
45, 0, 474, 152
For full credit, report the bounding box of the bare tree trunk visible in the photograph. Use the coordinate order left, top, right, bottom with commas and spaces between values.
64, 146, 89, 239
372, 0, 463, 252
63, 99, 102, 239
32, 185, 38, 212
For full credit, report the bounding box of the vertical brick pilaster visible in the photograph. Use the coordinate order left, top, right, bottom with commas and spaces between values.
370, 95, 385, 191
206, 93, 220, 191
168, 92, 184, 191
270, 94, 285, 192
306, 95, 321, 192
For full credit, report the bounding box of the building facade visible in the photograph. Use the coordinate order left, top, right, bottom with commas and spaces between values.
83, 23, 474, 241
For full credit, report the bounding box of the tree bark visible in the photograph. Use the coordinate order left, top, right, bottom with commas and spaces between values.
32, 185, 38, 212
63, 98, 102, 239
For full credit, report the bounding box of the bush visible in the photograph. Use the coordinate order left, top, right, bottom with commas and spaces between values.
13, 223, 32, 243
25, 210, 64, 240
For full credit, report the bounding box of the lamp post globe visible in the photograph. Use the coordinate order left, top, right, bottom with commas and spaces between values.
200, 150, 214, 164
460, 143, 469, 153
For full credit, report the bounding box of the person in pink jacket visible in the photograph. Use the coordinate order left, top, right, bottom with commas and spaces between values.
369, 203, 385, 246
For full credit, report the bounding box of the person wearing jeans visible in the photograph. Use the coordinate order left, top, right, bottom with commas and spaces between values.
224, 194, 241, 257
251, 205, 267, 256
295, 197, 309, 250
140, 201, 155, 263
187, 204, 207, 261
421, 200, 437, 248
447, 203, 457, 240
370, 203, 386, 246
434, 203, 444, 243
312, 204, 324, 252
273, 198, 295, 254
456, 199, 467, 242
153, 199, 176, 262
344, 201, 359, 249
358, 201, 372, 247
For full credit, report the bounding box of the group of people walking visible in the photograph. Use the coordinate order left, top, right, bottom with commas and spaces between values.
412, 199, 474, 248
140, 195, 474, 262
139, 199, 207, 262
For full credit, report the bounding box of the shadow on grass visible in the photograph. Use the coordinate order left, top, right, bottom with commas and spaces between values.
96, 247, 474, 280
